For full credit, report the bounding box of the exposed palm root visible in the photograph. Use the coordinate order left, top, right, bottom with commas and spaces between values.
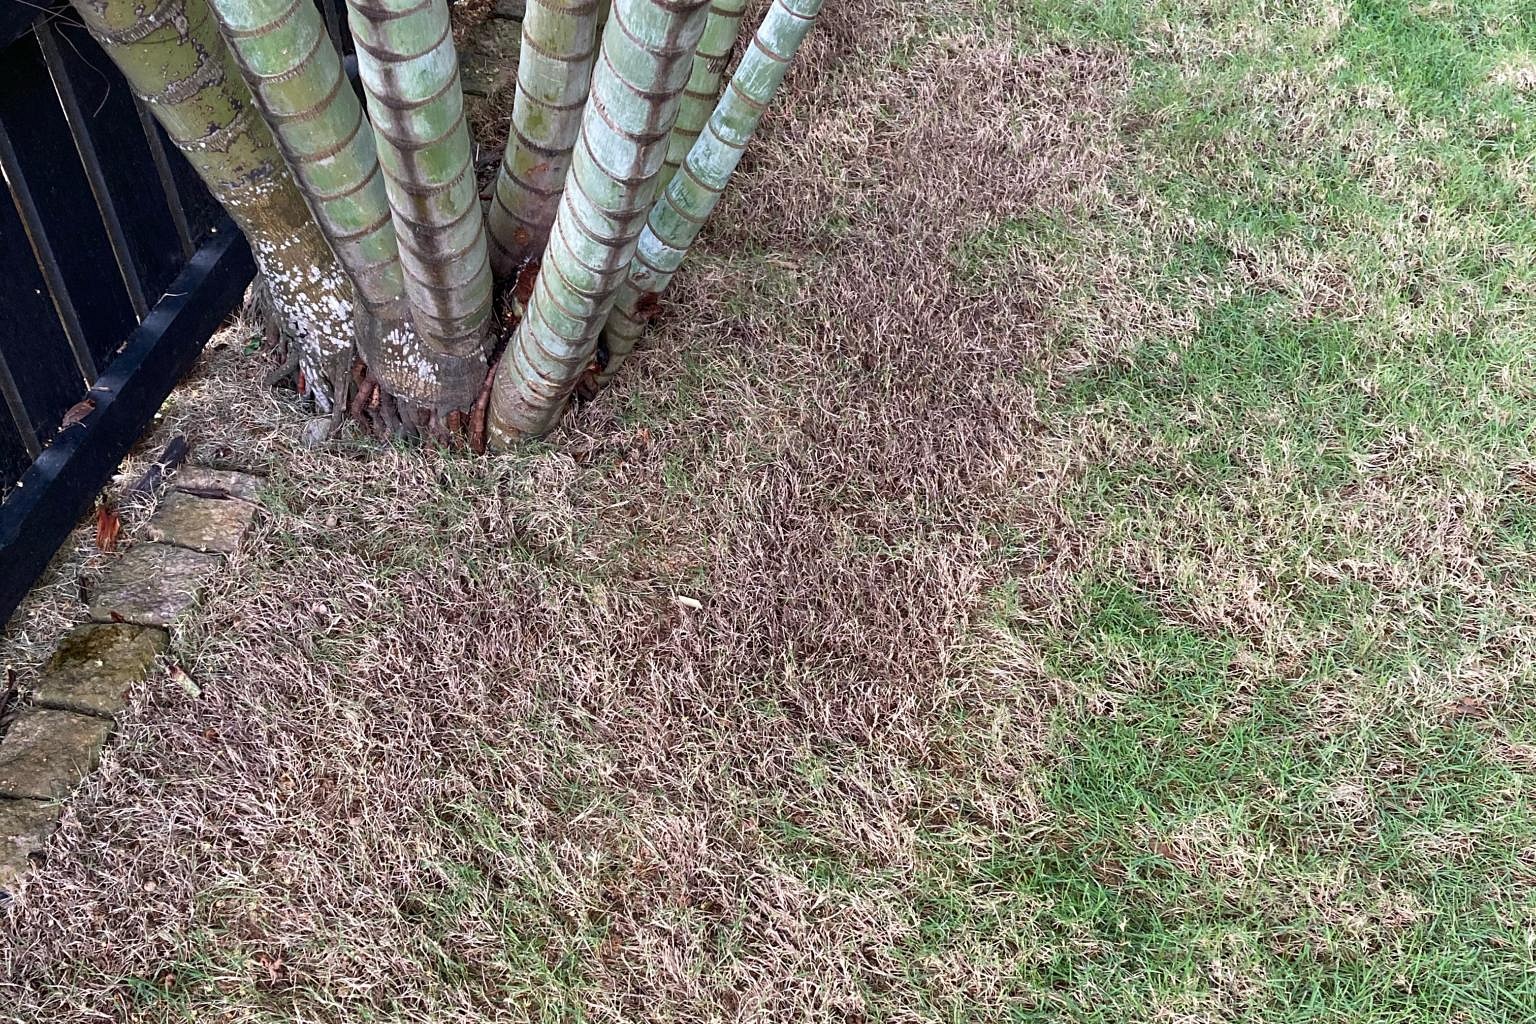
467, 359, 497, 454
249, 277, 519, 450
246, 277, 296, 390
346, 356, 498, 452
245, 274, 351, 415
575, 339, 607, 401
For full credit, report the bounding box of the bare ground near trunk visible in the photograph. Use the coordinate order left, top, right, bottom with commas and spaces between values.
0, 1, 1126, 1019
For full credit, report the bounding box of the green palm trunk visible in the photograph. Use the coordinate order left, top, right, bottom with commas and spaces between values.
656, 0, 745, 192
70, 0, 355, 410
209, 0, 401, 314
487, 0, 712, 445
601, 0, 820, 381
485, 0, 600, 277
219, 0, 487, 414
345, 0, 493, 411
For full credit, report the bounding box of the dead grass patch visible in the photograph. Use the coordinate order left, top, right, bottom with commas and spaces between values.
7, 0, 1536, 1019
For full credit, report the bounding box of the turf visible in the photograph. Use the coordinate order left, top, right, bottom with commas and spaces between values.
5, 0, 1536, 1020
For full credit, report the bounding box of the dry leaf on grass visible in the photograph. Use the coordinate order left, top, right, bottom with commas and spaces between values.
94, 503, 121, 553
166, 664, 200, 699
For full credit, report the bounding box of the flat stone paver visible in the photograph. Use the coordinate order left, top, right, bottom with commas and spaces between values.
145, 490, 259, 554
87, 542, 222, 627
31, 622, 168, 717
0, 799, 62, 891
0, 710, 114, 800
174, 466, 265, 504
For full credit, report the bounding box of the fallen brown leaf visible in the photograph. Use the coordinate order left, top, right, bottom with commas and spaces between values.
95, 502, 121, 553
60, 398, 96, 429
1447, 696, 1489, 720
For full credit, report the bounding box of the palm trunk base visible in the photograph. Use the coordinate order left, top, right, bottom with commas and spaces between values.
353, 306, 489, 414
345, 348, 501, 452
248, 280, 510, 448
244, 276, 351, 415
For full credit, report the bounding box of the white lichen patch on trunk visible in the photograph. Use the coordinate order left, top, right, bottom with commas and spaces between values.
257, 244, 354, 411
394, 325, 442, 387
354, 302, 487, 413
236, 183, 356, 412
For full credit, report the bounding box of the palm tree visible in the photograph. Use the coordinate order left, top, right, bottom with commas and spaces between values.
603, 0, 824, 383
73, 0, 355, 410
657, 0, 746, 192
69, 0, 822, 447
342, 0, 496, 430
486, 0, 600, 277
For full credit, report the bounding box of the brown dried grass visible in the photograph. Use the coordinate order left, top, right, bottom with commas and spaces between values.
0, 1, 1124, 1019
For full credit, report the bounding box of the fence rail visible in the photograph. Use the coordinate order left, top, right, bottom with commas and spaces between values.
0, 0, 350, 629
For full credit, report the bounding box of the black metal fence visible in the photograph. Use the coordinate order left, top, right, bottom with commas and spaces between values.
0, 1, 349, 629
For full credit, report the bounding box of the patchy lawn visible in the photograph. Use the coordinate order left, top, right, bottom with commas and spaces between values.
6, 0, 1536, 1019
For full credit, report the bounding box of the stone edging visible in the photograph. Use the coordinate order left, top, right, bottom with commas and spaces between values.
0, 467, 264, 894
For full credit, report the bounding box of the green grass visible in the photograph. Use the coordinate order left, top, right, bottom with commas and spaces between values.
1026, 584, 1536, 1019
916, 0, 1536, 1018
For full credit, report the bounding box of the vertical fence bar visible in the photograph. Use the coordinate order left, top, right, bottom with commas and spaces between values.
47, 17, 186, 310
133, 96, 196, 260
36, 17, 149, 320
0, 120, 96, 384
0, 350, 40, 461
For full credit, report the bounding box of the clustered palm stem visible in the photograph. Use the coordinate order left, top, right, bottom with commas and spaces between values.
68, 0, 823, 446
